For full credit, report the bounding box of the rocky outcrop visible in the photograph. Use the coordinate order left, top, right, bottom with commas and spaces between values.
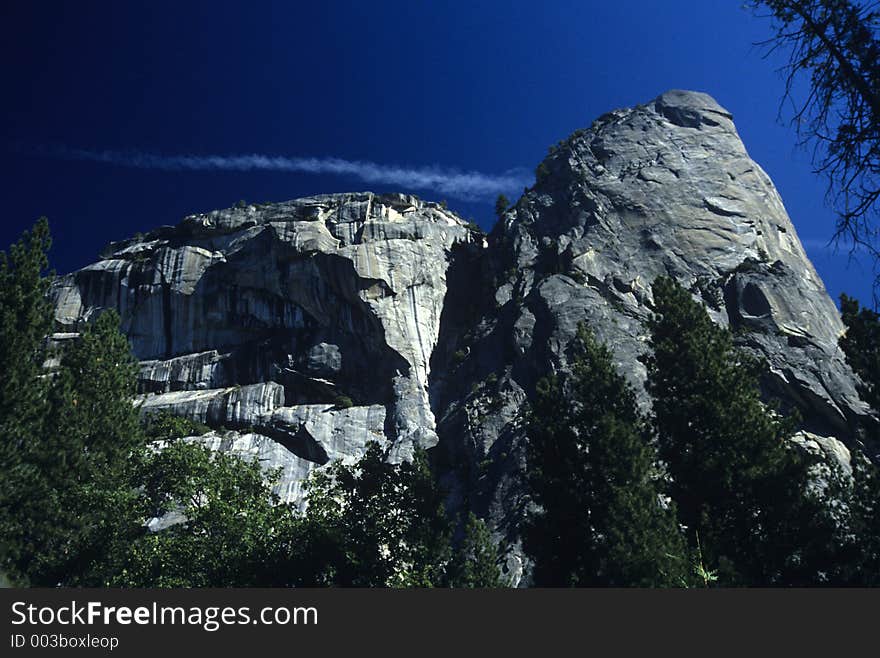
429, 90, 875, 584
53, 193, 478, 504
52, 91, 876, 586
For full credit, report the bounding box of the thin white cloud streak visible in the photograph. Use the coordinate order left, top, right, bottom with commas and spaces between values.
40, 146, 532, 202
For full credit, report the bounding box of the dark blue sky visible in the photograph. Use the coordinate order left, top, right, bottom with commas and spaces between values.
1, 1, 872, 304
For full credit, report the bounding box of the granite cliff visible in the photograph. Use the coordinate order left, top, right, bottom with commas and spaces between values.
51, 90, 876, 585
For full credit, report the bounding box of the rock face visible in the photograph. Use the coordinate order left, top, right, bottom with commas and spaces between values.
52, 91, 876, 586
429, 90, 875, 584
53, 193, 477, 502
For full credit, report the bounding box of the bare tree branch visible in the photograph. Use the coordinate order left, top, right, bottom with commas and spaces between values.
752, 0, 880, 302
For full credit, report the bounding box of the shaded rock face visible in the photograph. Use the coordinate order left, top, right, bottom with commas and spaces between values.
53, 92, 875, 585
52, 193, 477, 502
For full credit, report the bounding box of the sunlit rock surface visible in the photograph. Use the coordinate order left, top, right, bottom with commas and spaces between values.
54, 192, 476, 504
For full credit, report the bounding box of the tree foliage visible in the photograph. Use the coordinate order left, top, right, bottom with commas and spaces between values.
291, 442, 454, 587
446, 512, 503, 588
34, 310, 148, 586
110, 441, 297, 587
0, 218, 55, 582
141, 411, 211, 443
840, 292, 880, 411
646, 276, 838, 585
525, 323, 688, 586
0, 227, 149, 585
844, 454, 880, 584
752, 1, 880, 291
837, 294, 880, 584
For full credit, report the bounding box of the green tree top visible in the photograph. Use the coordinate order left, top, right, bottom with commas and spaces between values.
0, 217, 53, 445
525, 322, 687, 587
0, 217, 54, 583
646, 276, 835, 585
111, 441, 297, 587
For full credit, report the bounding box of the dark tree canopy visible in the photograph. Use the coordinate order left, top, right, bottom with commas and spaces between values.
0, 218, 55, 582
36, 310, 147, 586
837, 295, 880, 584
525, 323, 688, 587
646, 276, 840, 586
292, 442, 454, 587
841, 455, 880, 584
0, 222, 146, 585
495, 194, 511, 218
840, 292, 880, 414
445, 512, 503, 588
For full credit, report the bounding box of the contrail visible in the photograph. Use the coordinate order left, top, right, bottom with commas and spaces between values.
34, 146, 532, 202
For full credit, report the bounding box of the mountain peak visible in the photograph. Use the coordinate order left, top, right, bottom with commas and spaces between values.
652, 89, 734, 129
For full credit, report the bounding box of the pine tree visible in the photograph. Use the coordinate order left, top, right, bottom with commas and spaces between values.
446, 512, 503, 587
49, 310, 143, 464
838, 292, 880, 584
0, 221, 148, 585
645, 276, 836, 585
0, 218, 54, 583
0, 218, 53, 438
28, 310, 147, 585
525, 322, 688, 587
